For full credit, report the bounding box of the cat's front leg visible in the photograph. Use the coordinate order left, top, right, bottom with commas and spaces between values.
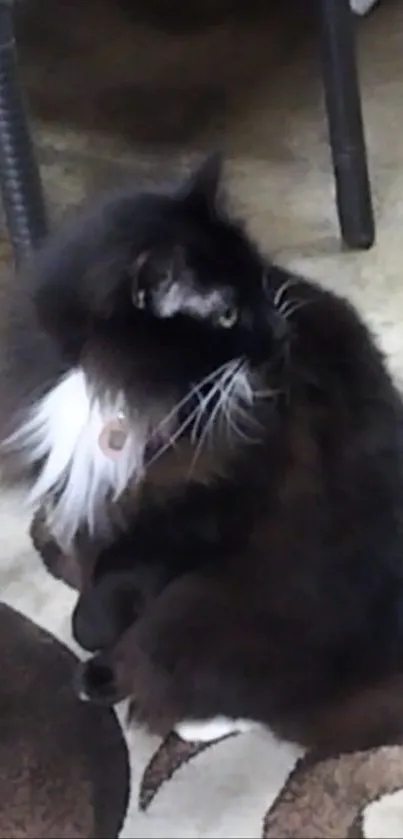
74, 572, 262, 738
72, 539, 168, 652
72, 570, 403, 751
72, 570, 147, 652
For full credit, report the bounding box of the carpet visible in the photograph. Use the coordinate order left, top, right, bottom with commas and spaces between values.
0, 494, 401, 838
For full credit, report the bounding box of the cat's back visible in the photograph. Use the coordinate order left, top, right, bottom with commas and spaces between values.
246, 276, 403, 590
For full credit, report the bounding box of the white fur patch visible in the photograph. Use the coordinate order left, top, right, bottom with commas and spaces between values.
175, 717, 255, 743
3, 359, 257, 545
155, 282, 225, 320
3, 369, 147, 546
350, 0, 378, 14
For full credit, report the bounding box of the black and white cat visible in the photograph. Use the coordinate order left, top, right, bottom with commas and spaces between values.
3, 155, 403, 752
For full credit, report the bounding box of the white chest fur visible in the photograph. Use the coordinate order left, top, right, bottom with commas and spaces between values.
5, 369, 147, 545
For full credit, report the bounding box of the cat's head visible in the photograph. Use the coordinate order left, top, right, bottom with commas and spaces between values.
1, 155, 292, 544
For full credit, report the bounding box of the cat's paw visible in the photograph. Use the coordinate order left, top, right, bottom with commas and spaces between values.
72, 580, 141, 652
175, 716, 255, 743
72, 598, 113, 652
74, 654, 125, 705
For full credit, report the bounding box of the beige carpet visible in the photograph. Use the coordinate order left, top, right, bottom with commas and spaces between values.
1, 1, 403, 836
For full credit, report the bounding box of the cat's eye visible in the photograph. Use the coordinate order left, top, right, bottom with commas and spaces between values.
216, 306, 239, 329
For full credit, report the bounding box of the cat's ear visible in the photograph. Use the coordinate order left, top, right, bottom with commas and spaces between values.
179, 152, 223, 215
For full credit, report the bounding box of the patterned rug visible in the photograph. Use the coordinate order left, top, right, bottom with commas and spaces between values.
0, 490, 399, 838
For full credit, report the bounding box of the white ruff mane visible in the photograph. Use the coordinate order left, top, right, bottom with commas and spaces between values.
4, 358, 256, 547
5, 369, 147, 546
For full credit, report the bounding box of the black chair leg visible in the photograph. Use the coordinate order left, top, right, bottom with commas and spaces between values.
0, 1, 48, 266
319, 0, 375, 250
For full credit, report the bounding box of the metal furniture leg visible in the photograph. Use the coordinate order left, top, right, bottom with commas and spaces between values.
0, 0, 376, 258
0, 0, 47, 266
319, 0, 375, 249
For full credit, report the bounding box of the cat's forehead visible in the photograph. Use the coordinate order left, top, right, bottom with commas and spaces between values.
132, 236, 241, 321
154, 279, 230, 320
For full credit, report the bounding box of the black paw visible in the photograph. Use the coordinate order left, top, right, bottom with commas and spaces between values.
72, 598, 119, 653
74, 655, 123, 706
72, 575, 142, 652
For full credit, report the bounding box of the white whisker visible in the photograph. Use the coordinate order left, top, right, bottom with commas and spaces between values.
231, 399, 262, 433
222, 398, 254, 444
190, 358, 260, 469
150, 359, 232, 444
280, 299, 309, 320
147, 359, 239, 470
189, 361, 240, 472
190, 380, 221, 445
145, 402, 201, 470
190, 361, 236, 444
273, 277, 300, 309
208, 362, 242, 445
221, 364, 259, 445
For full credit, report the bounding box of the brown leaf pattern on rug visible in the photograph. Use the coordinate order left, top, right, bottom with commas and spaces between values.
263, 745, 403, 839
139, 731, 231, 811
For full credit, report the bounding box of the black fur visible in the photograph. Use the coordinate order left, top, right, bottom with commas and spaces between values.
3, 157, 403, 752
